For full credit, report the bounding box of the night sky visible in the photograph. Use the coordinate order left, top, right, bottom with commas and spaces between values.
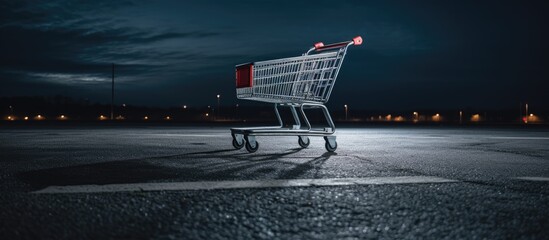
1, 0, 548, 110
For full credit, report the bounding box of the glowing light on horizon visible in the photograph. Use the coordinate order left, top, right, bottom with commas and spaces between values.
526, 114, 540, 123
471, 114, 481, 122
413, 112, 419, 122
432, 113, 441, 122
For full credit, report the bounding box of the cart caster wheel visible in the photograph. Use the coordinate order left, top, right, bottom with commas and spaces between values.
298, 136, 310, 148
245, 140, 259, 153
325, 140, 337, 152
232, 138, 244, 149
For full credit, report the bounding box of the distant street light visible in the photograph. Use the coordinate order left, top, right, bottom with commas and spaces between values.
182, 105, 188, 120
413, 112, 419, 122
344, 104, 348, 121
525, 103, 529, 124
236, 104, 239, 120
217, 94, 221, 120
433, 113, 441, 122
459, 111, 463, 124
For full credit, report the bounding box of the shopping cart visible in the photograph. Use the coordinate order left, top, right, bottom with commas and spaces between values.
231, 36, 363, 153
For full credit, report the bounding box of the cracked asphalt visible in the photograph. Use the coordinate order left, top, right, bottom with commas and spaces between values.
0, 125, 548, 239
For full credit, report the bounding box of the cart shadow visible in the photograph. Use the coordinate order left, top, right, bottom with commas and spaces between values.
278, 152, 336, 179
18, 148, 335, 190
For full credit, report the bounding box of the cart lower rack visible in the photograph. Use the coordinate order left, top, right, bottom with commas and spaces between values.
231, 36, 363, 153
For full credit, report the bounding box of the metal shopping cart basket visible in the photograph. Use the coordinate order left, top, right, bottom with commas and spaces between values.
231, 36, 363, 153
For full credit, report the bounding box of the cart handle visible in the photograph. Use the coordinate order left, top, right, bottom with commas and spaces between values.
314, 36, 363, 51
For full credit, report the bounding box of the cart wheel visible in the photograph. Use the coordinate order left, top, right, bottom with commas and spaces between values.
232, 138, 244, 149
298, 136, 310, 148
245, 140, 259, 153
325, 140, 337, 152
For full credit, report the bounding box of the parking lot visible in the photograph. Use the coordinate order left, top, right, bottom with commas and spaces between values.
1, 125, 548, 239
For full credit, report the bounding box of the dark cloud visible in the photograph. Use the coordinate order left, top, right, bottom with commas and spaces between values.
0, 0, 548, 109
0, 0, 228, 90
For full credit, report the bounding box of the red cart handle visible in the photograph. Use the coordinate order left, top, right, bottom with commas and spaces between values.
314, 36, 363, 51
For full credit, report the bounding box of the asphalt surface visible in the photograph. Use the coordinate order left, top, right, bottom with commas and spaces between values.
0, 125, 548, 239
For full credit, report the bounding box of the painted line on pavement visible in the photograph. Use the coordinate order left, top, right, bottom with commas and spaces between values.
133, 134, 227, 137
515, 177, 549, 182
34, 176, 458, 194
487, 137, 549, 140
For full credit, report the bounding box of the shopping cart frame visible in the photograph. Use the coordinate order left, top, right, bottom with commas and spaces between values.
231, 36, 363, 153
